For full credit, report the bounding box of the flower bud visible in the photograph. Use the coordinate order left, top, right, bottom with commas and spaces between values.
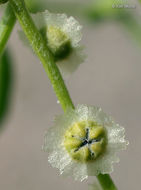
18, 10, 85, 76
46, 25, 72, 60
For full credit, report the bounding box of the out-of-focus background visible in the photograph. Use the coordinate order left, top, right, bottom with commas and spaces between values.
0, 0, 141, 189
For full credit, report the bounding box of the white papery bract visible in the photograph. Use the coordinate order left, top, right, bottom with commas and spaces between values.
57, 46, 85, 76
43, 104, 128, 181
32, 10, 84, 76
43, 11, 82, 47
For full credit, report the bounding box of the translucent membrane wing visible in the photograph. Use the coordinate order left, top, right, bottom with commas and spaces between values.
43, 104, 128, 181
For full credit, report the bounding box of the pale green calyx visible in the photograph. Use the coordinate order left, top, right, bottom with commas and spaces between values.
64, 120, 107, 162
46, 25, 72, 60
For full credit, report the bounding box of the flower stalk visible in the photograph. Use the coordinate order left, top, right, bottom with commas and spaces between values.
9, 0, 74, 112
9, 0, 117, 189
0, 3, 16, 55
97, 174, 117, 190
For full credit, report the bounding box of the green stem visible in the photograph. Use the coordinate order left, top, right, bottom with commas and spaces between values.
9, 0, 117, 189
97, 174, 117, 190
0, 3, 16, 55
9, 0, 74, 112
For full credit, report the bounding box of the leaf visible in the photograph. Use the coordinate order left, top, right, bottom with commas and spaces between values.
0, 49, 13, 126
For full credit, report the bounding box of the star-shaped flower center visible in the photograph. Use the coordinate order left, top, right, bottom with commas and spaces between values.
64, 121, 107, 162
73, 128, 101, 157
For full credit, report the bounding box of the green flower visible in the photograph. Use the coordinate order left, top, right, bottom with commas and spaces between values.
46, 25, 72, 60
37, 11, 85, 76
43, 104, 128, 181
64, 120, 107, 162
19, 10, 85, 76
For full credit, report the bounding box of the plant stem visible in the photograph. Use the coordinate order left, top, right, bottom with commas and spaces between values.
0, 3, 16, 55
97, 174, 117, 190
9, 0, 74, 112
9, 0, 117, 189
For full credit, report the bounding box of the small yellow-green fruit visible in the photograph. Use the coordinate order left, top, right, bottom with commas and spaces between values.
46, 26, 72, 60
64, 121, 107, 162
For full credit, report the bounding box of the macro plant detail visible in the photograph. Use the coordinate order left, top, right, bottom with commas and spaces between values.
19, 11, 84, 76
43, 105, 127, 181
64, 120, 106, 162
1, 0, 138, 189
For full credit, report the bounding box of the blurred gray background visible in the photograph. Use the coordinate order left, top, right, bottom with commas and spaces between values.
0, 0, 141, 189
